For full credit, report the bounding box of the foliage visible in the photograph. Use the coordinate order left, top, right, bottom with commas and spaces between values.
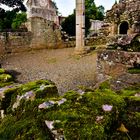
0, 11, 27, 30
85, 0, 104, 20
0, 10, 17, 29
61, 13, 91, 36
0, 0, 26, 12
12, 12, 27, 29
61, 0, 104, 36
61, 14, 75, 36
128, 68, 140, 74
0, 0, 26, 30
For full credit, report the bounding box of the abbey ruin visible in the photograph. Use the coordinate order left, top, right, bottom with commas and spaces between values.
105, 0, 140, 35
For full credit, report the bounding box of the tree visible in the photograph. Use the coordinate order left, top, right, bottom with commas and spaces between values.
85, 0, 104, 20
0, 0, 26, 12
0, 10, 17, 29
97, 5, 105, 20
61, 12, 91, 36
85, 0, 97, 19
12, 12, 27, 29
0, 0, 26, 30
61, 0, 104, 36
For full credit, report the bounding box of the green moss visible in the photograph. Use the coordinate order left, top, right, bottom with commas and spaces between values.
35, 85, 58, 99
119, 89, 138, 96
128, 68, 140, 74
0, 72, 140, 140
98, 81, 111, 90
63, 91, 80, 101
0, 79, 58, 114
0, 74, 13, 82
1, 87, 18, 111
0, 69, 5, 74
0, 115, 53, 140
0, 81, 14, 88
44, 89, 127, 140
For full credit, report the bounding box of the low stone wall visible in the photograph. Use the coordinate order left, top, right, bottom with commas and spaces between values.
61, 35, 109, 48
0, 32, 32, 54
97, 50, 140, 81
86, 35, 108, 46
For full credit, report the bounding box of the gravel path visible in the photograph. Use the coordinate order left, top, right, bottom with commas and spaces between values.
2, 48, 97, 94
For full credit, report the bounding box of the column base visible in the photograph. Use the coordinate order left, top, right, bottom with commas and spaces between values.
74, 47, 87, 55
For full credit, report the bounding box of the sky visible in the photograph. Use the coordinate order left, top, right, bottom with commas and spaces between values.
55, 0, 118, 17
0, 0, 117, 17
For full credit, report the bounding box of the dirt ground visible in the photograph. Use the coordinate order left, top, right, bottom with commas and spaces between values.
2, 48, 97, 94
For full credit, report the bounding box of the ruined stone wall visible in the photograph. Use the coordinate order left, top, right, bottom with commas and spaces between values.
0, 32, 32, 54
27, 17, 64, 49
105, 0, 140, 35
86, 36, 109, 46
61, 35, 109, 48
0, 18, 64, 55
97, 50, 140, 81
26, 0, 59, 25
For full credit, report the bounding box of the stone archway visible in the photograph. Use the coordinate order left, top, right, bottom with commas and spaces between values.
119, 21, 129, 34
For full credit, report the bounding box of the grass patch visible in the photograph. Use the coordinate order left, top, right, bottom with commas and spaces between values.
46, 58, 57, 63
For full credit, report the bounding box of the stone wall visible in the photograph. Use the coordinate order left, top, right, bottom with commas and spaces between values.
90, 20, 104, 33
86, 35, 108, 46
61, 34, 109, 48
0, 32, 32, 54
0, 17, 64, 55
97, 50, 140, 81
27, 17, 64, 49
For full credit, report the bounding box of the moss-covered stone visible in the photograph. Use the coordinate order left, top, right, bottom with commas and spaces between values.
0, 74, 13, 82
0, 69, 5, 74
128, 68, 140, 74
0, 69, 139, 140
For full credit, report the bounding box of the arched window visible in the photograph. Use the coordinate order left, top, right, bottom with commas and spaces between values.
119, 21, 129, 34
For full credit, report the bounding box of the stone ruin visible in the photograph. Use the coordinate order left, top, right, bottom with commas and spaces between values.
95, 0, 140, 51
26, 0, 59, 27
25, 0, 64, 49
104, 0, 140, 36
96, 0, 140, 83
0, 0, 64, 55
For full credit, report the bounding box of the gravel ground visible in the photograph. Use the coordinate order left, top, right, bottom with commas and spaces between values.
2, 48, 97, 94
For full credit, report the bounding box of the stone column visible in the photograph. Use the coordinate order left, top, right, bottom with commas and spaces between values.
75, 0, 86, 54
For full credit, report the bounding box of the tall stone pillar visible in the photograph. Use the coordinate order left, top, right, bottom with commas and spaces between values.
75, 0, 86, 54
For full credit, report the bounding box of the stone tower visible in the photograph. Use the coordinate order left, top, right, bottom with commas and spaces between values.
75, 0, 86, 54
25, 0, 63, 49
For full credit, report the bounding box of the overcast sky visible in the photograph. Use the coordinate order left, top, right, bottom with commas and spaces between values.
55, 0, 118, 16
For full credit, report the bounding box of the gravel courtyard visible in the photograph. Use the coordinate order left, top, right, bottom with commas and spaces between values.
2, 48, 97, 94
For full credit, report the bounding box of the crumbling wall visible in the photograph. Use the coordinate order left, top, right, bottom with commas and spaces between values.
105, 0, 140, 35
0, 18, 64, 55
97, 50, 140, 81
27, 17, 64, 49
0, 32, 32, 54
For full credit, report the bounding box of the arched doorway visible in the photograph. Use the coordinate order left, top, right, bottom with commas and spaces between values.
119, 21, 129, 34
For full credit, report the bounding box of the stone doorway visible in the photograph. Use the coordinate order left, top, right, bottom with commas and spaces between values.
119, 21, 129, 34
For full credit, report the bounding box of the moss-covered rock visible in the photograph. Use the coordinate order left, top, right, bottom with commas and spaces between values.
0, 69, 140, 140
0, 69, 5, 74
0, 74, 13, 82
